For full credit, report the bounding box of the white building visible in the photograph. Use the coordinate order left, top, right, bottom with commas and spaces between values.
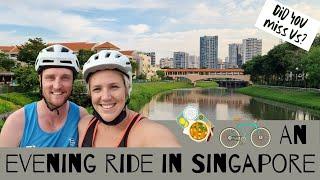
160, 57, 174, 69
242, 38, 262, 64
187, 55, 199, 68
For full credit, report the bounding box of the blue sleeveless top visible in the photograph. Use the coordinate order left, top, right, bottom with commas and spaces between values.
20, 101, 80, 148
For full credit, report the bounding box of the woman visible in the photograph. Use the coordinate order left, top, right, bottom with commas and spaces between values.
78, 50, 180, 147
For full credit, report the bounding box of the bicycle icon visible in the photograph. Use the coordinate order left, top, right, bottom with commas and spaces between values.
219, 122, 271, 149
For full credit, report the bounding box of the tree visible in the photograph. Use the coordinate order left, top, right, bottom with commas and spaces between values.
136, 73, 146, 80
0, 52, 15, 71
17, 38, 47, 65
13, 65, 38, 92
69, 80, 91, 107
77, 49, 95, 68
311, 33, 320, 47
156, 70, 165, 80
302, 46, 320, 88
130, 60, 138, 74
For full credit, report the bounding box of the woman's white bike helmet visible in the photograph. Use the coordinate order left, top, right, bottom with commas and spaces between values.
35, 44, 80, 73
83, 50, 132, 95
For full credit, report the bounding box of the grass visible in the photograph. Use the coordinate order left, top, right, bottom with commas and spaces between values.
129, 81, 194, 111
0, 119, 4, 131
0, 92, 39, 106
0, 98, 20, 114
236, 86, 320, 110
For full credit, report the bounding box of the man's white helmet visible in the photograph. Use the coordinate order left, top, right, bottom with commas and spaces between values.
83, 50, 132, 95
35, 44, 80, 73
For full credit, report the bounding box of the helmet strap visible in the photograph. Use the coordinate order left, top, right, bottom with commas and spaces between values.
93, 98, 130, 126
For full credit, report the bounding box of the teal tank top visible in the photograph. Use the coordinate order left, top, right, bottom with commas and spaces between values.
20, 101, 80, 148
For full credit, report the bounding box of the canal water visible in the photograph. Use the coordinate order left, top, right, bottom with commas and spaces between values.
140, 88, 320, 121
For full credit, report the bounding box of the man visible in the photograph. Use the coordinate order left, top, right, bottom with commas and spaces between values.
0, 44, 87, 147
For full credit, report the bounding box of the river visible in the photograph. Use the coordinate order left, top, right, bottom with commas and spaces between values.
140, 88, 320, 120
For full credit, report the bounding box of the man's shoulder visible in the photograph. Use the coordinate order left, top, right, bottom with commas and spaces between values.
7, 107, 25, 121
68, 101, 89, 118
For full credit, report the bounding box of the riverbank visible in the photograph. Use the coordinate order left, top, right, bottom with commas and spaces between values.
129, 81, 218, 111
194, 81, 218, 89
236, 86, 320, 111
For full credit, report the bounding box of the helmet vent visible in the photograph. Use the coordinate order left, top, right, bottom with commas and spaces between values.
105, 52, 111, 58
43, 59, 54, 63
60, 60, 72, 64
61, 47, 69, 52
47, 47, 54, 52
115, 54, 121, 58
126, 62, 131, 65
94, 55, 99, 60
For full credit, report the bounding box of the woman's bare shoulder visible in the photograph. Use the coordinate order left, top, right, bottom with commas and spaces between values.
128, 117, 181, 147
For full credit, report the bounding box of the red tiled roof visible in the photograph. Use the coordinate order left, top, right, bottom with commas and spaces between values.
9, 46, 19, 53
120, 50, 135, 56
49, 42, 96, 52
0, 46, 15, 53
163, 68, 244, 72
94, 42, 119, 50
1, 41, 121, 54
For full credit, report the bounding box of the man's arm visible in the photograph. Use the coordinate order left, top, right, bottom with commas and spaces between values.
0, 108, 25, 147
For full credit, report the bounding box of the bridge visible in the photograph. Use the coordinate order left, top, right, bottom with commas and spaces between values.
163, 68, 252, 85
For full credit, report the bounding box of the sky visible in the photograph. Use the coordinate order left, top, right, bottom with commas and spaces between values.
0, 0, 319, 63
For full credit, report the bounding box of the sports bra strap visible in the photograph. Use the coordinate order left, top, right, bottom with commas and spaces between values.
81, 113, 143, 147
81, 117, 97, 147
118, 113, 142, 147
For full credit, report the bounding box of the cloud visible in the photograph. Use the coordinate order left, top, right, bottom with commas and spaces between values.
1, 0, 169, 10
94, 18, 118, 22
0, 0, 318, 64
120, 28, 279, 62
0, 3, 122, 43
0, 31, 28, 45
128, 24, 150, 34
291, 2, 320, 20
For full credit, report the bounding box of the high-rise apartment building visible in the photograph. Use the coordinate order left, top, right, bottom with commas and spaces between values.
242, 38, 262, 64
173, 52, 188, 69
200, 36, 218, 69
146, 52, 156, 66
228, 43, 242, 68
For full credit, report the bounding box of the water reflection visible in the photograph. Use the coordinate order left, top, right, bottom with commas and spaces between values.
140, 88, 320, 121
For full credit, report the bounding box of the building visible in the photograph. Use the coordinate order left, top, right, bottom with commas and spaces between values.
228, 43, 242, 68
242, 38, 262, 64
237, 45, 243, 67
49, 41, 120, 54
187, 55, 199, 68
0, 46, 19, 60
173, 52, 189, 69
0, 41, 120, 58
200, 36, 218, 69
138, 52, 160, 79
120, 50, 141, 78
217, 60, 226, 69
146, 52, 156, 66
120, 50, 157, 79
160, 57, 174, 69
